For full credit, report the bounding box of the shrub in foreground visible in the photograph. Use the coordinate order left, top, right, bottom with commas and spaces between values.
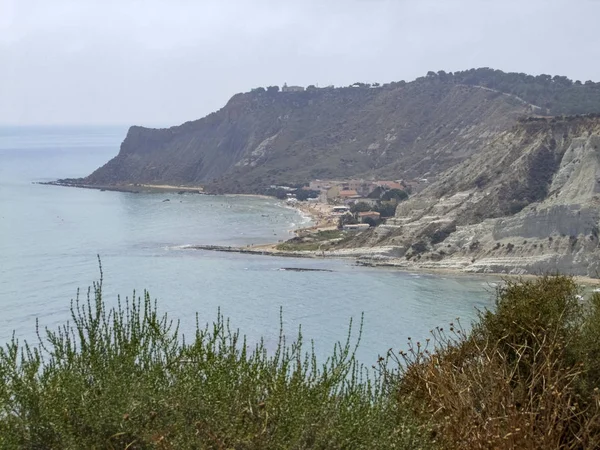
5, 272, 600, 449
0, 271, 429, 449
388, 276, 600, 449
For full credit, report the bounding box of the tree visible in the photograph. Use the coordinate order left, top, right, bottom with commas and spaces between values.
367, 186, 386, 199
338, 212, 358, 229
552, 75, 573, 87
266, 85, 280, 93
381, 189, 408, 202
363, 217, 377, 227
375, 202, 397, 218
294, 189, 319, 201
350, 202, 372, 213
437, 70, 449, 81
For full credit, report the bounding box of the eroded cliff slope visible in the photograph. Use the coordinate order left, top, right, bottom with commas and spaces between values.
345, 116, 600, 277
79, 81, 529, 193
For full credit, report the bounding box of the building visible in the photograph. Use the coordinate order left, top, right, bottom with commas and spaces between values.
400, 178, 429, 194
338, 189, 360, 200
338, 179, 374, 196
309, 180, 333, 191
343, 223, 370, 231
282, 83, 304, 92
349, 198, 379, 207
375, 180, 404, 191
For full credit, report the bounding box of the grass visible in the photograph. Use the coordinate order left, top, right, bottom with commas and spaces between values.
3, 272, 600, 448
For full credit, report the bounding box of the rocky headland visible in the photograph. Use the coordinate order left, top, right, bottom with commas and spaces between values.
62, 68, 600, 277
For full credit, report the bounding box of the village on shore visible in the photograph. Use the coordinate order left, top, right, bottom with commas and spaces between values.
276, 177, 429, 233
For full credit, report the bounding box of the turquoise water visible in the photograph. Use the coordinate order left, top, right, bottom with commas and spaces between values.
0, 126, 496, 364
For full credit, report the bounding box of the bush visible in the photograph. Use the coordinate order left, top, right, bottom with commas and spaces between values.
0, 267, 429, 449
350, 202, 372, 213
6, 268, 600, 449
387, 276, 600, 449
381, 189, 408, 202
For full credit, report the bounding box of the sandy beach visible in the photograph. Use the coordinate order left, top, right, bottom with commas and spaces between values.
292, 202, 338, 231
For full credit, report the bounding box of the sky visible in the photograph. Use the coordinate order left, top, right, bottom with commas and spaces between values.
2, 0, 600, 127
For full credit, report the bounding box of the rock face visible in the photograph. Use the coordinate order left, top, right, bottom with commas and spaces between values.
80, 80, 528, 193
349, 116, 600, 277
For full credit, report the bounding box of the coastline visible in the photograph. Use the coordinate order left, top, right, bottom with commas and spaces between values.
251, 201, 600, 286
42, 181, 600, 286
189, 243, 600, 288
39, 181, 207, 194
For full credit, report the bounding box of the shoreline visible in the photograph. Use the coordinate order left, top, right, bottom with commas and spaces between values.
289, 202, 339, 232
41, 181, 600, 286
253, 201, 600, 286
39, 181, 276, 201
39, 181, 208, 194
187, 243, 600, 287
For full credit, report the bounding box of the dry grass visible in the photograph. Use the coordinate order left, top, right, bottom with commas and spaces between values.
384, 276, 600, 449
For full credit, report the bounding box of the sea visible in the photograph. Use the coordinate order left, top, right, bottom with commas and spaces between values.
0, 126, 497, 365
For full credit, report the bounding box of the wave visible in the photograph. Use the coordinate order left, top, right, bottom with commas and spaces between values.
165, 244, 195, 250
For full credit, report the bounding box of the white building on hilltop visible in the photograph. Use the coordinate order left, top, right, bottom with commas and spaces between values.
282, 83, 304, 92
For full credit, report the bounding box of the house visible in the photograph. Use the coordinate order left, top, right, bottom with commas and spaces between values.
339, 179, 372, 196
338, 189, 360, 199
349, 198, 378, 207
400, 179, 429, 194
309, 180, 333, 192
375, 181, 403, 191
343, 223, 370, 231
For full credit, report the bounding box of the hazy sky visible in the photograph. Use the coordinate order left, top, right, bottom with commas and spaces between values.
2, 0, 600, 126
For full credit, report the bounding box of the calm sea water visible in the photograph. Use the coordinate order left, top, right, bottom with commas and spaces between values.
0, 126, 496, 364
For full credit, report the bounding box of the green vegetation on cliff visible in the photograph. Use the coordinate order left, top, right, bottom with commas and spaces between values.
430, 68, 600, 115
3, 274, 600, 448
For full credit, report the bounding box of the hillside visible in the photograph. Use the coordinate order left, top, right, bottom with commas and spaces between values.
336, 115, 600, 277
70, 68, 600, 194
75, 75, 540, 193
69, 69, 600, 194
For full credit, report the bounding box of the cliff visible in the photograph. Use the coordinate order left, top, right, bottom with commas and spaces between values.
79, 80, 531, 193
340, 115, 600, 277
